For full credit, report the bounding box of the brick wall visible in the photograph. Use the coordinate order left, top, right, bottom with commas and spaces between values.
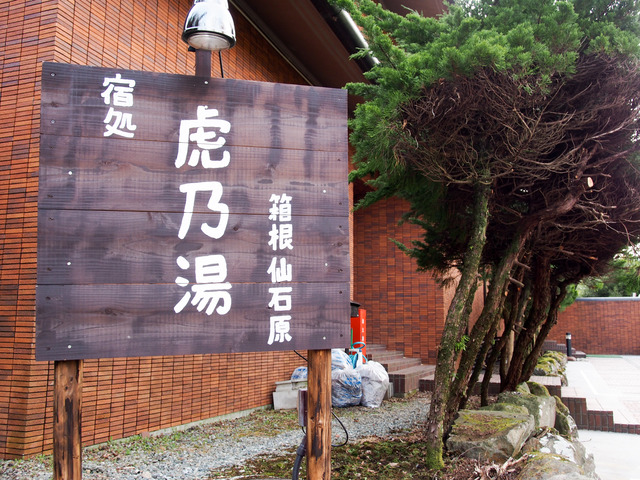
551, 298, 640, 355
353, 197, 445, 364
352, 197, 486, 364
0, 0, 308, 459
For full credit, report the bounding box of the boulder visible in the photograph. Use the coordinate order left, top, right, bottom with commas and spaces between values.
555, 396, 571, 417
555, 410, 578, 439
534, 351, 569, 386
481, 403, 530, 416
497, 391, 556, 428
553, 396, 579, 439
517, 452, 592, 480
534, 358, 561, 377
545, 350, 568, 368
527, 381, 551, 397
522, 436, 543, 454
537, 433, 597, 478
447, 409, 535, 462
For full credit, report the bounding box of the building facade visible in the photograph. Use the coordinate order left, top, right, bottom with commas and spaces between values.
1, 0, 456, 458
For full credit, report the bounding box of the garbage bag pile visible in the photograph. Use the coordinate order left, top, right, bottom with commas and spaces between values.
358, 360, 390, 408
290, 366, 308, 381
289, 349, 390, 408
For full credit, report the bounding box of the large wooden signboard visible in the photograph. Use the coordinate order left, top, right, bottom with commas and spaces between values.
37, 62, 350, 360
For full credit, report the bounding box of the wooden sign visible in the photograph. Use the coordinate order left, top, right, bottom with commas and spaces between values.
37, 62, 350, 360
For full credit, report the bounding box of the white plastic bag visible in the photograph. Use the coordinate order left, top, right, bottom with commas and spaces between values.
331, 367, 362, 407
357, 361, 389, 408
331, 348, 352, 371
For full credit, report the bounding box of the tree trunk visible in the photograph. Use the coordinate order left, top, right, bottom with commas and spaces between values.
483, 274, 528, 403
462, 288, 509, 409
520, 286, 568, 381
500, 281, 530, 383
423, 178, 491, 470
445, 227, 530, 425
502, 256, 551, 390
466, 319, 499, 408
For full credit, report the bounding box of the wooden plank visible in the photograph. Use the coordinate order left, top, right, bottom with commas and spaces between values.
41, 62, 348, 151
36, 283, 350, 360
307, 349, 332, 480
38, 140, 348, 214
38, 210, 348, 285
37, 63, 350, 361
39, 134, 348, 175
53, 360, 82, 480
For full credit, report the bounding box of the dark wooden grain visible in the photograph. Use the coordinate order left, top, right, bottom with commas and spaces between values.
39, 136, 348, 215
38, 62, 350, 360
41, 62, 348, 150
38, 210, 349, 285
36, 283, 350, 360
53, 360, 82, 480
307, 349, 332, 480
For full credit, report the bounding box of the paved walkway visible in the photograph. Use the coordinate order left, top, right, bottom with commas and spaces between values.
564, 355, 640, 425
564, 356, 640, 480
580, 430, 640, 480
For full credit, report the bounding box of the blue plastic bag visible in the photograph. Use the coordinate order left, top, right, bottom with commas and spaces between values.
331, 367, 362, 407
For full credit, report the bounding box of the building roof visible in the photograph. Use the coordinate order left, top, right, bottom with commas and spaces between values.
232, 0, 444, 91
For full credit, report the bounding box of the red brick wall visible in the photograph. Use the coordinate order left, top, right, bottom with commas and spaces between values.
0, 0, 308, 459
353, 197, 445, 364
352, 195, 486, 365
551, 298, 640, 355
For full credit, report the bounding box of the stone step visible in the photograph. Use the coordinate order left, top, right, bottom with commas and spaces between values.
419, 372, 562, 397
389, 364, 436, 397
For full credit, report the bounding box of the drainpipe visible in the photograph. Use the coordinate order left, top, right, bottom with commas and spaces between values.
311, 0, 380, 72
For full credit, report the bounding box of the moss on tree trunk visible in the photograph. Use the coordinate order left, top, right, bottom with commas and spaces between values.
424, 177, 491, 469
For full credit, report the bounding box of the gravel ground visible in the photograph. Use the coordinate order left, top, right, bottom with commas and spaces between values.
0, 393, 430, 480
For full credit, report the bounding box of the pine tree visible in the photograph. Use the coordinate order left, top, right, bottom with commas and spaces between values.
334, 0, 640, 468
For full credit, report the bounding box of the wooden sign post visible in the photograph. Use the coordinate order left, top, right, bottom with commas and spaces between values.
307, 349, 332, 480
53, 360, 83, 480
38, 63, 351, 480
37, 62, 350, 360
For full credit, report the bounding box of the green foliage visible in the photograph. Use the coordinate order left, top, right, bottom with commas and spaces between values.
338, 0, 640, 169
573, 246, 640, 297
338, 0, 640, 277
455, 334, 470, 353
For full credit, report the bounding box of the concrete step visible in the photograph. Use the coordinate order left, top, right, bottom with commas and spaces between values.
379, 356, 423, 373
368, 351, 406, 364
366, 345, 405, 362
361, 343, 436, 396
389, 364, 436, 397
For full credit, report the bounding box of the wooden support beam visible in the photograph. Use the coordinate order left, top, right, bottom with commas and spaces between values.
54, 360, 83, 480
307, 349, 332, 480
195, 49, 212, 77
